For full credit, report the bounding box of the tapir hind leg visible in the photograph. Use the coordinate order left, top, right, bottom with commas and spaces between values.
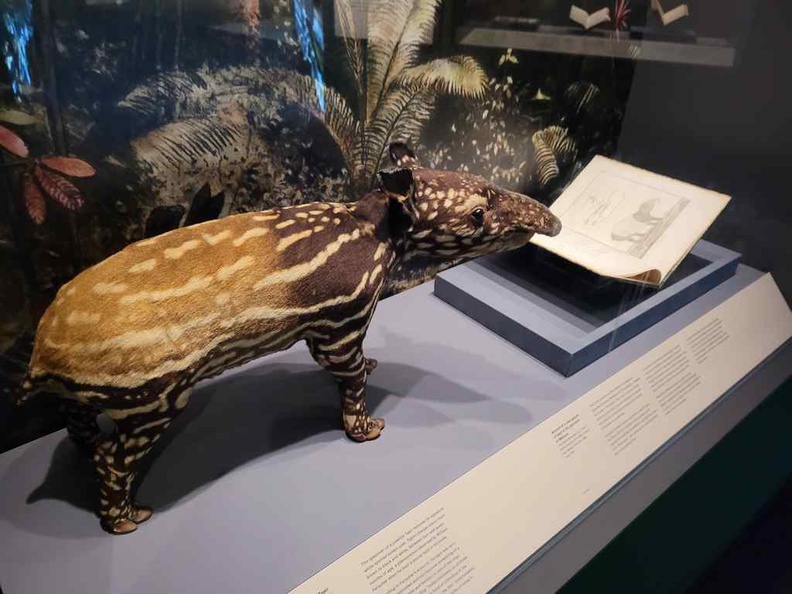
94, 387, 192, 535
60, 399, 101, 453
308, 337, 384, 442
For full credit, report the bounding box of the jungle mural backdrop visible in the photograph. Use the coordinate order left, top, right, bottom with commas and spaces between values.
0, 0, 633, 451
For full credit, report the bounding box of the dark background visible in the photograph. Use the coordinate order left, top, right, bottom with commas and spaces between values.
619, 0, 792, 302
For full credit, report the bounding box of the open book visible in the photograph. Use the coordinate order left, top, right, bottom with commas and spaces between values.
569, 6, 611, 30
651, 0, 690, 25
530, 156, 730, 287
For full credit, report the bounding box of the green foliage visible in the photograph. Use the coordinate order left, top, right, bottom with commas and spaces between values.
328, 0, 486, 193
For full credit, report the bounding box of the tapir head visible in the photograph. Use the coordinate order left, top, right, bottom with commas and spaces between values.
379, 143, 561, 259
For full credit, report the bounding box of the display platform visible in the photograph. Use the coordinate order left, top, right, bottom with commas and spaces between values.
435, 240, 740, 376
0, 265, 788, 594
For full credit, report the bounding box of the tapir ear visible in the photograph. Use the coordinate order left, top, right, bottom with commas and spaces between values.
378, 166, 414, 197
378, 166, 416, 236
388, 142, 418, 167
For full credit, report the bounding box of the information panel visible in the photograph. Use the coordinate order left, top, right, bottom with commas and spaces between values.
294, 274, 792, 594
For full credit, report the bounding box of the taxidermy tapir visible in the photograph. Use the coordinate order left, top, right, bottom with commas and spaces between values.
18, 143, 561, 534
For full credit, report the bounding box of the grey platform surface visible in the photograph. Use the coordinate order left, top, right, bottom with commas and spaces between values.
0, 265, 782, 594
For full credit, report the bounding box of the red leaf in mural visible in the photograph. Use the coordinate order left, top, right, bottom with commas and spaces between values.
0, 124, 29, 158
33, 165, 84, 210
40, 156, 96, 178
23, 171, 46, 224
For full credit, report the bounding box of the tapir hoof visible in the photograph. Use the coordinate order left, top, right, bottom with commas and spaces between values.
346, 418, 385, 442
131, 505, 153, 524
364, 358, 378, 373
102, 517, 138, 535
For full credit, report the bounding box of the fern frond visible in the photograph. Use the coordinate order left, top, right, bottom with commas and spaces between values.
285, 74, 362, 175
334, 0, 364, 91
118, 70, 211, 129
131, 118, 247, 177
365, 0, 415, 122
382, 0, 441, 90
364, 85, 434, 184
397, 56, 487, 98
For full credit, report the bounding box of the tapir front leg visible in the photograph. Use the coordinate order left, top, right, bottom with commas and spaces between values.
308, 338, 384, 442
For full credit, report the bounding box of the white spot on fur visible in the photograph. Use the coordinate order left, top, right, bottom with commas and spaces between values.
217, 256, 254, 281
202, 230, 231, 245
93, 282, 128, 295
276, 220, 296, 229
254, 230, 361, 290
370, 264, 383, 285
164, 240, 200, 259
66, 311, 102, 325
215, 293, 231, 305
175, 390, 191, 409
233, 227, 268, 246
129, 258, 157, 273
121, 276, 212, 304
277, 229, 313, 251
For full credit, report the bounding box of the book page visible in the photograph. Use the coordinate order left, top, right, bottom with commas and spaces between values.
569, 6, 611, 29
661, 5, 690, 25
531, 156, 730, 285
533, 227, 662, 284
651, 0, 690, 25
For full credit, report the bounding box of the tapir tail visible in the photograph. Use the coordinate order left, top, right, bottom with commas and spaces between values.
14, 373, 37, 406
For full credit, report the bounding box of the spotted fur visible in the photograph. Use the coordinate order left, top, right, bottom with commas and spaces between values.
18, 143, 560, 535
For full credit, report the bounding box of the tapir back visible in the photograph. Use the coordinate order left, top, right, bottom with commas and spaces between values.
28, 202, 384, 393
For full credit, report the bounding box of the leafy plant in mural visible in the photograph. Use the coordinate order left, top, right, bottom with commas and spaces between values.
422, 48, 537, 188
103, 0, 486, 222
614, 0, 632, 32
421, 49, 623, 203
0, 114, 95, 225
326, 0, 487, 193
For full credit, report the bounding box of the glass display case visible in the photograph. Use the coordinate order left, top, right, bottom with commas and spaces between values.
0, 0, 789, 591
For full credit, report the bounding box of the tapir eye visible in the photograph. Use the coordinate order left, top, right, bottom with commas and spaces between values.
471, 208, 485, 225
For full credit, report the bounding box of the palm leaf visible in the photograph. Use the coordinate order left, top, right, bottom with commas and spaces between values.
334, 0, 364, 92
364, 85, 434, 184
131, 118, 247, 177
365, 0, 444, 122
286, 74, 362, 177
396, 56, 487, 98
381, 0, 441, 92
118, 70, 211, 129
